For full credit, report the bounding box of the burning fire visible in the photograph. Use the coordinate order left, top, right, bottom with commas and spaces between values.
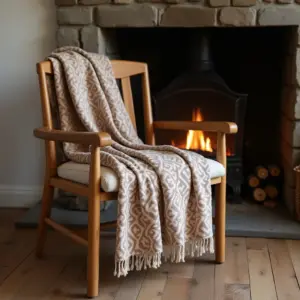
185, 108, 213, 152
171, 108, 232, 155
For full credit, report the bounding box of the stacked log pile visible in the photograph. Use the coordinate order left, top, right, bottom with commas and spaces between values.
247, 165, 282, 208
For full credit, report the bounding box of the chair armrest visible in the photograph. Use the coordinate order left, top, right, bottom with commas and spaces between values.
153, 121, 238, 134
33, 128, 112, 147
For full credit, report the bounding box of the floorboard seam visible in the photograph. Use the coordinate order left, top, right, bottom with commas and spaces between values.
267, 240, 279, 300
0, 247, 35, 287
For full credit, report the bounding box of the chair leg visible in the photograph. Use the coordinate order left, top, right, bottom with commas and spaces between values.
87, 195, 100, 298
87, 146, 101, 298
36, 183, 54, 258
215, 178, 226, 264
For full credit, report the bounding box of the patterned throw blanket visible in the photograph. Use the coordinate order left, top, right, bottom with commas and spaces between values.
48, 47, 214, 277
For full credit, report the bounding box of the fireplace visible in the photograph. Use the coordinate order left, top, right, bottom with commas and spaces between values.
55, 0, 300, 218
153, 33, 247, 201
115, 26, 289, 201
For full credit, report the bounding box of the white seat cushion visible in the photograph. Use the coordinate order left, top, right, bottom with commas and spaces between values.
57, 158, 225, 193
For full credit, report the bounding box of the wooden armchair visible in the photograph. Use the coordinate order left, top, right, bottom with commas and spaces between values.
33, 60, 238, 298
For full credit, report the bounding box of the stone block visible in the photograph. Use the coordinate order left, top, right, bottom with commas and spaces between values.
219, 7, 256, 26
135, 0, 164, 2
57, 27, 80, 47
258, 7, 300, 26
165, 0, 185, 3
113, 0, 134, 3
57, 7, 93, 25
297, 48, 300, 88
96, 4, 158, 27
284, 88, 300, 120
277, 0, 292, 3
160, 5, 217, 27
281, 87, 300, 120
232, 0, 256, 6
56, 0, 77, 5
209, 0, 230, 7
103, 29, 119, 54
281, 139, 300, 166
82, 27, 119, 54
79, 0, 110, 4
295, 94, 300, 120
81, 26, 105, 54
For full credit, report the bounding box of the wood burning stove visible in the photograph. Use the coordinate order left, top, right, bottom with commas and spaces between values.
153, 34, 247, 201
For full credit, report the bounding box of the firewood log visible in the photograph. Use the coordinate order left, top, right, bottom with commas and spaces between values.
253, 188, 267, 202
264, 185, 279, 199
248, 175, 260, 188
256, 166, 269, 180
268, 165, 281, 177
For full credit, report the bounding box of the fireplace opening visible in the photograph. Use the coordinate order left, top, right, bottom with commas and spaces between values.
153, 33, 247, 160
115, 26, 294, 206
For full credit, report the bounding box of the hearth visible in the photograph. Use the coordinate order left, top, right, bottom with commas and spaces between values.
153, 34, 247, 202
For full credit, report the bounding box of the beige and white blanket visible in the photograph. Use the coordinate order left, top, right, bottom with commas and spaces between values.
48, 47, 214, 277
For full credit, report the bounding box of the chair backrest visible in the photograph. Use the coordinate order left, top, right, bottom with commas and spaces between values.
36, 60, 155, 145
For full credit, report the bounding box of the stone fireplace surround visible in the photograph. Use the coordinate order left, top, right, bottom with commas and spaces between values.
55, 0, 300, 217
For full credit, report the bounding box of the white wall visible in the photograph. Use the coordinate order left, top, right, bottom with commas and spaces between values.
0, 0, 57, 207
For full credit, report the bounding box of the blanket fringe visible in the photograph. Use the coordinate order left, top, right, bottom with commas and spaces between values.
185, 236, 215, 258
114, 253, 162, 277
114, 237, 214, 277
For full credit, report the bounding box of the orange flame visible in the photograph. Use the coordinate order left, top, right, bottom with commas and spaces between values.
185, 108, 213, 152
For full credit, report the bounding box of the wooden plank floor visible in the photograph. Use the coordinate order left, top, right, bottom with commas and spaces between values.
1, 209, 300, 300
